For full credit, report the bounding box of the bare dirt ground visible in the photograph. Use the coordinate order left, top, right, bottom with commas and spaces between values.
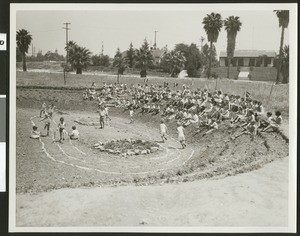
15, 88, 290, 228
16, 157, 288, 227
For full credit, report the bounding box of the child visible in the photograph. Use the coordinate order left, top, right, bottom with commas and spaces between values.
203, 118, 218, 136
58, 117, 66, 143
69, 125, 79, 140
40, 102, 47, 118
104, 105, 111, 125
262, 111, 282, 132
30, 126, 40, 139
98, 106, 106, 129
47, 104, 55, 118
129, 108, 134, 123
40, 113, 51, 136
177, 122, 186, 149
160, 119, 168, 143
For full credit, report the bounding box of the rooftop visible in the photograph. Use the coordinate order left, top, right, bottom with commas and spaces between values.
219, 50, 276, 58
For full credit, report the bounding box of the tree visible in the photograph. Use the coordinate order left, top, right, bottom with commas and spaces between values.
202, 13, 223, 78
224, 16, 242, 79
175, 43, 202, 77
281, 45, 289, 83
126, 42, 135, 68
91, 54, 110, 67
161, 50, 186, 77
135, 39, 154, 78
201, 43, 217, 66
274, 10, 289, 84
16, 29, 32, 71
68, 43, 91, 74
113, 48, 127, 83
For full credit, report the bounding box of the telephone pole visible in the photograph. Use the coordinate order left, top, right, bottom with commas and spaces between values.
62, 22, 71, 85
154, 30, 158, 49
200, 36, 205, 52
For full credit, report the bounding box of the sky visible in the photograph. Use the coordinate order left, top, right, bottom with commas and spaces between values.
16, 5, 290, 58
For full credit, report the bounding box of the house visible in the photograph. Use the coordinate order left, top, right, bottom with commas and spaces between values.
150, 48, 166, 65
219, 50, 276, 67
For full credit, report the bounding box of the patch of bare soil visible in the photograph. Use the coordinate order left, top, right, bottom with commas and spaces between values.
16, 88, 289, 195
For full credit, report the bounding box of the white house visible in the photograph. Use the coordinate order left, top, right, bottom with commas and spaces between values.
219, 50, 276, 67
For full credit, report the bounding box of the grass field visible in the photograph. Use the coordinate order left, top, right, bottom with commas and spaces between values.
16, 71, 289, 117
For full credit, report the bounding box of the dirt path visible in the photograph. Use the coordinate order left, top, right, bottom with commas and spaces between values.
16, 156, 288, 228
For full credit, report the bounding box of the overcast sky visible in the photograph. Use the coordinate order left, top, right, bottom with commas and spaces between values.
16, 5, 290, 58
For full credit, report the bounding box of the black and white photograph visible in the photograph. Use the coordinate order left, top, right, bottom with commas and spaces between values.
9, 3, 297, 233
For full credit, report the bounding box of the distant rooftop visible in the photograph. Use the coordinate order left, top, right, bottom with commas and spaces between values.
219, 50, 276, 58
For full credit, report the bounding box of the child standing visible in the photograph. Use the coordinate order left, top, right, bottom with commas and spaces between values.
160, 119, 168, 143
40, 113, 51, 136
98, 106, 106, 129
40, 102, 47, 118
129, 108, 134, 123
177, 122, 186, 149
58, 117, 66, 143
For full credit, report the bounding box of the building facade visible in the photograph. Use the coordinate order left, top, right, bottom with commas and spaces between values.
219, 50, 276, 67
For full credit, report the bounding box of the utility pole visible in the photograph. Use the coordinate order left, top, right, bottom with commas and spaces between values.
154, 30, 158, 50
63, 22, 71, 85
200, 36, 205, 52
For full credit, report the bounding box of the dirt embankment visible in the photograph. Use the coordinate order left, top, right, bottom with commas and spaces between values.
16, 88, 289, 194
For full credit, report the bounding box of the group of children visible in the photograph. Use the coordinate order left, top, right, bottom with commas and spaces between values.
40, 80, 284, 149
31, 102, 80, 143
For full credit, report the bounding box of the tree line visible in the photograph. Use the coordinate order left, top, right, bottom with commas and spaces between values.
16, 10, 289, 83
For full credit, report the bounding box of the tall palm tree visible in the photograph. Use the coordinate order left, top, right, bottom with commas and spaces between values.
202, 13, 223, 78
274, 10, 289, 84
68, 44, 91, 74
224, 16, 242, 79
16, 29, 32, 72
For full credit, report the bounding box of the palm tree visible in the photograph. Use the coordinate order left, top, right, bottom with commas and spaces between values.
281, 45, 289, 83
113, 48, 128, 83
274, 10, 289, 84
16, 29, 32, 71
224, 16, 242, 79
202, 13, 223, 78
68, 44, 91, 74
135, 39, 154, 78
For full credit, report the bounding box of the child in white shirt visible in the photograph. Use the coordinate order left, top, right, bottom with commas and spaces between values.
160, 119, 168, 143
69, 126, 79, 140
177, 123, 186, 149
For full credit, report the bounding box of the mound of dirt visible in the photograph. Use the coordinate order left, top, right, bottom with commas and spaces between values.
93, 139, 160, 156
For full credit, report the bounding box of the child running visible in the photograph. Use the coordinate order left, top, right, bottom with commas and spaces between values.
160, 119, 168, 143
177, 122, 186, 149
58, 117, 66, 143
